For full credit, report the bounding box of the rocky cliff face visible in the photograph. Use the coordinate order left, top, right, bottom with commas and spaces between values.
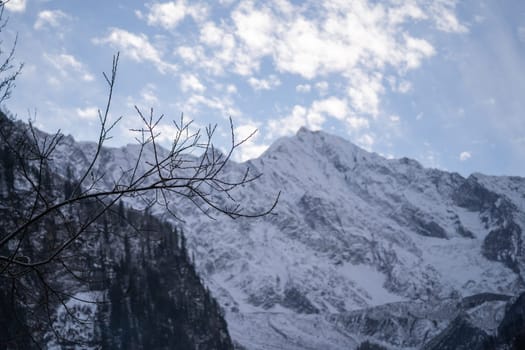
5, 116, 525, 349
178, 128, 525, 349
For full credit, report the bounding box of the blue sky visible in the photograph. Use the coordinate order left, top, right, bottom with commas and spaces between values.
2, 0, 525, 176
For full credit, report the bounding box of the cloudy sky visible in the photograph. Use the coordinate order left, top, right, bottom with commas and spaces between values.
2, 0, 525, 176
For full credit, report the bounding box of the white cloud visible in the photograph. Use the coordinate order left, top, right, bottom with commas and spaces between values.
388, 2, 427, 25
176, 45, 205, 64
310, 97, 348, 120
124, 84, 161, 111
183, 0, 444, 120
180, 73, 205, 92
296, 84, 311, 93
5, 0, 26, 12
387, 76, 413, 93
459, 151, 471, 161
44, 53, 94, 82
422, 149, 441, 168
403, 34, 436, 69
135, 10, 144, 20
219, 0, 235, 6
34, 10, 70, 30
248, 75, 281, 91
306, 97, 349, 130
183, 0, 447, 99
149, 124, 183, 143
474, 15, 485, 24
269, 97, 351, 136
346, 116, 370, 131
76, 107, 99, 120
146, 1, 208, 29
316, 81, 329, 95
232, 2, 274, 57
347, 71, 383, 116
93, 28, 176, 74
268, 98, 372, 144
189, 21, 242, 75
186, 94, 240, 117
200, 21, 227, 46
234, 124, 268, 161
273, 17, 330, 79
397, 80, 412, 93
133, 0, 466, 152
390, 115, 400, 122
357, 133, 375, 150
226, 84, 237, 94
390, 78, 412, 93
268, 105, 308, 136
141, 84, 159, 105
430, 1, 468, 33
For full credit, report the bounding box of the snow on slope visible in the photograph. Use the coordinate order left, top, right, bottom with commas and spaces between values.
50, 127, 525, 349
165, 128, 522, 349
47, 292, 103, 350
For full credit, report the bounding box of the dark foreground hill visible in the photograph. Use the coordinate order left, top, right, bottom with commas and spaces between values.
0, 113, 233, 349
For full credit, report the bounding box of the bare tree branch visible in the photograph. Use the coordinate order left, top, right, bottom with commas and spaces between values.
0, 1, 278, 342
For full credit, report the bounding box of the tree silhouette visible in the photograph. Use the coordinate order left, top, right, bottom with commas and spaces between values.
0, 1, 278, 346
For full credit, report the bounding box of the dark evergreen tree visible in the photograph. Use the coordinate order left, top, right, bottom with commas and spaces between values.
63, 166, 75, 200
90, 206, 233, 350
1, 145, 15, 191
0, 289, 31, 349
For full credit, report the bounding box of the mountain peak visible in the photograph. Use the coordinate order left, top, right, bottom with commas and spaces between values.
296, 126, 309, 134
261, 127, 375, 168
294, 127, 360, 150
296, 126, 320, 136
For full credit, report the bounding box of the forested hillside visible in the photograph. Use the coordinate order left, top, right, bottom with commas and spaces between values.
0, 112, 233, 349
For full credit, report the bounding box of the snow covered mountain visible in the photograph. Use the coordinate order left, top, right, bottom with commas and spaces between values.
39, 126, 525, 348
180, 128, 525, 349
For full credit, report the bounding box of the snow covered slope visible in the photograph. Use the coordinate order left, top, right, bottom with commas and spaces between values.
53, 127, 525, 349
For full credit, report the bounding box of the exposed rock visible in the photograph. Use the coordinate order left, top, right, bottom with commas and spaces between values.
496, 292, 525, 349
282, 287, 319, 314
422, 315, 492, 350
482, 222, 523, 274
453, 175, 499, 212
356, 340, 388, 350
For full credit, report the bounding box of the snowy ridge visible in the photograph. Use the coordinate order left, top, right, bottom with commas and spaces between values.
185, 128, 524, 349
